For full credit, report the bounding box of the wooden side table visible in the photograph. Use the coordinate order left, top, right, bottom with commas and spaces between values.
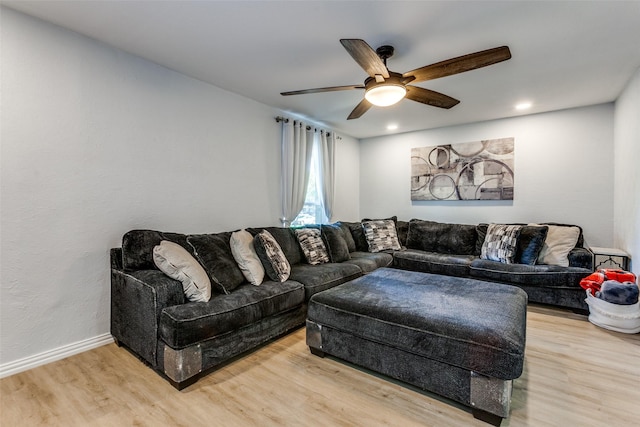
590, 246, 631, 271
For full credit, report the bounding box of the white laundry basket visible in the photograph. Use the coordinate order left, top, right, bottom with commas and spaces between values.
585, 289, 640, 333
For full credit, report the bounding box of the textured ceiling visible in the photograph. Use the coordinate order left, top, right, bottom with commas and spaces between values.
4, 1, 640, 139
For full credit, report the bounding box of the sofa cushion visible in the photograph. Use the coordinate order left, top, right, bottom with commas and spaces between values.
294, 228, 330, 265
187, 232, 245, 294
153, 240, 212, 302
254, 230, 291, 282
321, 224, 351, 262
336, 222, 357, 253
342, 221, 369, 252
248, 227, 304, 265
342, 251, 393, 273
122, 229, 190, 271
230, 230, 265, 286
396, 220, 409, 247
470, 258, 592, 288
290, 262, 362, 300
362, 219, 402, 253
393, 249, 477, 277
480, 224, 523, 264
406, 219, 477, 255
532, 224, 581, 267
159, 280, 305, 348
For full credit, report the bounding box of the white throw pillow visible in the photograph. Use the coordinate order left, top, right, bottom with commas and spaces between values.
531, 224, 580, 267
153, 240, 211, 302
230, 230, 265, 286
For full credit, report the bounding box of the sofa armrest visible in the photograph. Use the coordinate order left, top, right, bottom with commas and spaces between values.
111, 268, 185, 366
568, 247, 593, 270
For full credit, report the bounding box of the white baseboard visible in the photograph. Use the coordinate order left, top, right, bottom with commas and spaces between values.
0, 333, 114, 379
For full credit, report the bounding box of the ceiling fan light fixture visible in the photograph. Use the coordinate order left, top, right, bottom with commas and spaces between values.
365, 84, 406, 107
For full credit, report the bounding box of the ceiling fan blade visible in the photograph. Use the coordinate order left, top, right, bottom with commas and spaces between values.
340, 39, 390, 79
403, 46, 511, 83
347, 99, 373, 120
281, 85, 364, 96
405, 86, 460, 109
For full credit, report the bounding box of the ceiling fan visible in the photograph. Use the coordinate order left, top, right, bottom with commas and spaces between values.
281, 39, 511, 120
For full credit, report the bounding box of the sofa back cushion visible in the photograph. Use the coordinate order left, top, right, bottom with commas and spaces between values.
187, 232, 245, 294
321, 224, 351, 262
341, 221, 369, 252
122, 229, 190, 271
406, 219, 477, 255
336, 222, 357, 253
396, 220, 409, 247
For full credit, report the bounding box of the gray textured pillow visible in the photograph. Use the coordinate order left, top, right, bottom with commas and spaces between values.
295, 228, 330, 265
230, 229, 265, 286
362, 220, 402, 253
481, 224, 523, 264
254, 230, 291, 282
153, 240, 211, 302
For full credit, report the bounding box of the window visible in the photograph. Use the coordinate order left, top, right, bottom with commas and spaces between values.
291, 140, 327, 226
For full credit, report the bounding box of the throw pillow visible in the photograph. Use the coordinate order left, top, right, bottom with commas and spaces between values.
153, 240, 211, 302
187, 232, 246, 294
481, 224, 523, 264
254, 230, 291, 282
320, 224, 351, 262
515, 225, 549, 265
294, 228, 330, 265
361, 219, 402, 253
230, 230, 265, 286
532, 224, 580, 267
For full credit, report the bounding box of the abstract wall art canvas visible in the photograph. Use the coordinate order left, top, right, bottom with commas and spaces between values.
411, 137, 514, 201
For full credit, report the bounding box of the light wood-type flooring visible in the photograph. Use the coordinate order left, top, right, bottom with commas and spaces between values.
2, 305, 640, 426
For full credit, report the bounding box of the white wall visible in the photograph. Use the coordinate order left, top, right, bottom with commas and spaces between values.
614, 67, 640, 276
332, 134, 360, 222
0, 8, 359, 370
359, 104, 615, 247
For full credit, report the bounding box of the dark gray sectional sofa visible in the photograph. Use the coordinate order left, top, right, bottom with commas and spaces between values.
110, 218, 592, 389
393, 219, 594, 312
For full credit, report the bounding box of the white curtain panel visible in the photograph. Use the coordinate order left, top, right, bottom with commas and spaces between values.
319, 131, 336, 222
280, 119, 314, 226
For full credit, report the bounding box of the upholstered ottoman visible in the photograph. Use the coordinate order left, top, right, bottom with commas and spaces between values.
306, 268, 527, 425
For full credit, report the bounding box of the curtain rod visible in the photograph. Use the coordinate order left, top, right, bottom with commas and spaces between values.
275, 116, 342, 140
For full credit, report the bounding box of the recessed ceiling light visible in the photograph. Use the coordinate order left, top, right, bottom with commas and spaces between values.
387, 123, 398, 130
515, 102, 532, 110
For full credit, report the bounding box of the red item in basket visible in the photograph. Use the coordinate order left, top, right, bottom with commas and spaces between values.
580, 269, 637, 293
